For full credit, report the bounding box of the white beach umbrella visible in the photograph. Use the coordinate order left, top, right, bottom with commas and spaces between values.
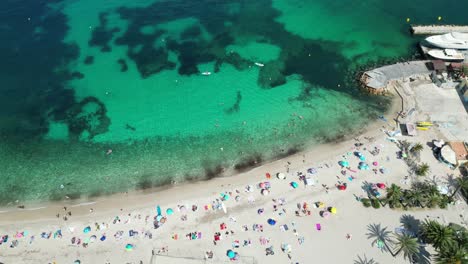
276, 173, 286, 180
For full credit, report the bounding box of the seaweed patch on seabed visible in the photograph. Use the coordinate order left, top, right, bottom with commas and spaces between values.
109, 0, 353, 95
234, 154, 263, 172
61, 96, 111, 140
88, 12, 120, 52
225, 91, 242, 114
0, 0, 81, 139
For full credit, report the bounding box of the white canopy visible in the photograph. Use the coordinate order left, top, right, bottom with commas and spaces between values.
441, 145, 457, 166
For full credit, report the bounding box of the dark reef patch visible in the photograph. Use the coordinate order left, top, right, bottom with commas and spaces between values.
257, 60, 286, 88
0, 0, 81, 139
64, 96, 111, 140
181, 25, 202, 40
128, 45, 176, 78
84, 55, 94, 65
225, 91, 242, 114
88, 12, 120, 52
166, 39, 216, 75
117, 58, 128, 72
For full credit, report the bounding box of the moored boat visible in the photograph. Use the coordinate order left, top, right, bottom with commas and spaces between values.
425, 32, 468, 49
427, 49, 464, 62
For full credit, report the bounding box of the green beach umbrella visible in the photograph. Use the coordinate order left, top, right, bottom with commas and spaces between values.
166, 208, 174, 215
125, 243, 134, 251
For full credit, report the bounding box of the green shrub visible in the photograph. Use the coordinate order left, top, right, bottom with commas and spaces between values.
371, 199, 381, 209
362, 198, 371, 208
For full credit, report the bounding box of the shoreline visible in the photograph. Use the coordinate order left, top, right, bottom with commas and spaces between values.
0, 90, 401, 226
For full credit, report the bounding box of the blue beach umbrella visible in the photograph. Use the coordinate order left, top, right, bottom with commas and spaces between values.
359, 155, 366, 161
83, 226, 91, 234
227, 249, 235, 258
221, 193, 230, 201
267, 218, 276, 226
290, 182, 298, 189
156, 205, 162, 216
166, 208, 174, 215
339, 161, 349, 167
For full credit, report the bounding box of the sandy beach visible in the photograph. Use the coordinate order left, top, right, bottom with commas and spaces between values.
1, 87, 467, 264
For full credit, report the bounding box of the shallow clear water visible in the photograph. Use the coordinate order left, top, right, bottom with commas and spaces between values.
1, 0, 467, 204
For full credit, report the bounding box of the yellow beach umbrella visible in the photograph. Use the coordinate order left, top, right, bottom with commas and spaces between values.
330, 207, 337, 214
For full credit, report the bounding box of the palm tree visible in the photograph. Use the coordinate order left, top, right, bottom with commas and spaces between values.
366, 223, 394, 255
410, 190, 425, 208
386, 184, 403, 208
434, 243, 468, 264
354, 254, 379, 264
415, 163, 430, 176
420, 220, 455, 250
425, 193, 441, 208
410, 143, 424, 161
411, 143, 424, 153
450, 177, 468, 199
393, 233, 420, 262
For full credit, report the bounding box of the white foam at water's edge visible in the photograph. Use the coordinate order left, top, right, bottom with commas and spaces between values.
71, 202, 97, 207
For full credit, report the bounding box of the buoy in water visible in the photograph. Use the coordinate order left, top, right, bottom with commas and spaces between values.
438, 16, 442, 21
406, 18, 410, 23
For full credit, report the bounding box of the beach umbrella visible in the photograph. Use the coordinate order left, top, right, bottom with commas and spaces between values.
125, 244, 134, 251
321, 211, 330, 218
377, 183, 386, 189
281, 243, 292, 253
261, 189, 270, 196
330, 207, 337, 214
290, 182, 298, 189
259, 182, 266, 189
380, 168, 388, 174
73, 260, 81, 264
156, 205, 162, 216
307, 168, 317, 174
160, 217, 167, 223
100, 235, 106, 241
156, 215, 163, 222
89, 235, 97, 243
372, 161, 378, 166
339, 161, 349, 167
359, 155, 366, 161
227, 249, 236, 259
267, 218, 276, 226
166, 208, 174, 215
83, 226, 91, 234
276, 173, 286, 179
221, 193, 230, 200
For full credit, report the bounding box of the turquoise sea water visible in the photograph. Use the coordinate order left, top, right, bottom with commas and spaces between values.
1, 0, 467, 204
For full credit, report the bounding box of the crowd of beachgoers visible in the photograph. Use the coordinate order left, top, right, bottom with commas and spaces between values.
1, 118, 466, 264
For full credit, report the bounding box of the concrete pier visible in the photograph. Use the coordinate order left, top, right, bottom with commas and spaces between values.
411, 24, 468, 35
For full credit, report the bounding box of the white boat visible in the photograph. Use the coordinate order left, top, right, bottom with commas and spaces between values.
427, 49, 464, 62
425, 32, 468, 49
254, 62, 264, 67
201, 71, 211, 76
